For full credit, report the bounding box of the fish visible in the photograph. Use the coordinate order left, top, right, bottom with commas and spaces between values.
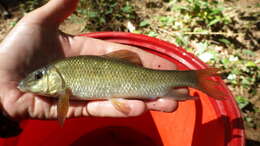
17, 50, 225, 124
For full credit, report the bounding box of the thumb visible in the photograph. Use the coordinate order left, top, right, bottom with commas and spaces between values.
21, 0, 79, 27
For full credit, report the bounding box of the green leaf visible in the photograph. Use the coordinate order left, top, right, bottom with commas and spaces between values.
241, 78, 250, 87
235, 96, 250, 109
159, 16, 169, 23
221, 58, 230, 66
99, 18, 106, 24
9, 21, 17, 27
231, 68, 241, 75
121, 4, 133, 13
242, 50, 255, 56
88, 11, 98, 18
194, 27, 208, 33
245, 117, 253, 123
139, 20, 150, 27
175, 36, 185, 46
255, 107, 260, 113
218, 39, 231, 45
208, 18, 221, 26
210, 7, 223, 15
133, 30, 142, 34
147, 31, 158, 37
245, 61, 256, 67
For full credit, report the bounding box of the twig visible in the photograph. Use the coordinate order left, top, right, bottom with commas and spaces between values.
158, 29, 242, 37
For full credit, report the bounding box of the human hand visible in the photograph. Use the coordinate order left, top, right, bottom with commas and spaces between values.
0, 0, 187, 121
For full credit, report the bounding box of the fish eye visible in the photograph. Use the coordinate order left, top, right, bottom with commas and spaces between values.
34, 71, 43, 80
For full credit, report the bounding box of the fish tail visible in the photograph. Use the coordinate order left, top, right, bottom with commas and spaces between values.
194, 68, 226, 99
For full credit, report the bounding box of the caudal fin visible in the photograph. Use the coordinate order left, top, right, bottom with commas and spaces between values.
195, 68, 226, 99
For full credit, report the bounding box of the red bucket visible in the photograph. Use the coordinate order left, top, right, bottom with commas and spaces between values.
0, 32, 244, 146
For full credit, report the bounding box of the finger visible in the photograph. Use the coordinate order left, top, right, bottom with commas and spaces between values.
65, 101, 89, 118
146, 88, 197, 112
27, 96, 89, 119
21, 0, 79, 27
86, 100, 146, 117
146, 98, 178, 112
45, 99, 146, 119
170, 88, 199, 100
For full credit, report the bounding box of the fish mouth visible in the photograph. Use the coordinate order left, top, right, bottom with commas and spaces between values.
17, 81, 28, 92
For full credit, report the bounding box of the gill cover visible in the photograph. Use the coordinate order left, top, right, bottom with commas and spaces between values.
46, 66, 66, 96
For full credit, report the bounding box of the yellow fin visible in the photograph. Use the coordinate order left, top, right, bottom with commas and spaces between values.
104, 50, 143, 66
57, 88, 71, 126
110, 98, 131, 115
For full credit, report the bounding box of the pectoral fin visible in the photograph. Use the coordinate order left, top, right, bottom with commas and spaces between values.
57, 88, 71, 125
110, 98, 131, 115
104, 50, 143, 66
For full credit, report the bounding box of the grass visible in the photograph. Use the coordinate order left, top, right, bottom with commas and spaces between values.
71, 0, 139, 31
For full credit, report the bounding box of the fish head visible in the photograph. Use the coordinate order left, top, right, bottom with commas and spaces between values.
18, 67, 49, 95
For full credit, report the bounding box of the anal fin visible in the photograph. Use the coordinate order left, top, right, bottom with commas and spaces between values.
110, 98, 131, 115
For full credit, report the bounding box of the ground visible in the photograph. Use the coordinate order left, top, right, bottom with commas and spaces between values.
0, 0, 259, 145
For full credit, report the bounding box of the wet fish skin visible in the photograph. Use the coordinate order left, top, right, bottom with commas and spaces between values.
19, 55, 199, 100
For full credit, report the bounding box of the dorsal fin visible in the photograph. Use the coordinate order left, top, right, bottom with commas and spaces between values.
103, 50, 143, 66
